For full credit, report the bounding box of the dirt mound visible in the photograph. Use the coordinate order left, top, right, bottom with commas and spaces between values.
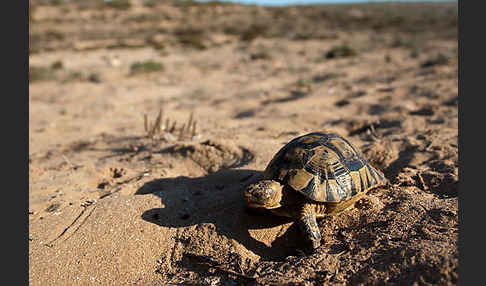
168, 140, 255, 173
361, 138, 400, 170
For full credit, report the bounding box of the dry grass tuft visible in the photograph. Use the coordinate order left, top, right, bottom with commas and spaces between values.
174, 28, 207, 50
29, 66, 55, 82
420, 53, 449, 68
325, 44, 357, 59
130, 60, 164, 75
144, 108, 199, 141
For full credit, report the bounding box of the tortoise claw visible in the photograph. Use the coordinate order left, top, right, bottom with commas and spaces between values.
302, 237, 321, 255
298, 241, 322, 255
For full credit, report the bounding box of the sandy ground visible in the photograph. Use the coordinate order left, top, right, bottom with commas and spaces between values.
29, 1, 458, 285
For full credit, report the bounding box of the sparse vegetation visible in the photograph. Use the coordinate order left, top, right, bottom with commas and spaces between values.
29, 1, 456, 54
29, 64, 104, 84
130, 60, 164, 75
63, 71, 83, 83
50, 60, 64, 70
88, 72, 102, 83
250, 50, 272, 61
421, 53, 449, 68
44, 29, 65, 41
390, 33, 424, 59
240, 24, 267, 42
174, 28, 207, 50
312, 72, 340, 83
142, 0, 159, 7
103, 0, 131, 10
325, 44, 357, 59
144, 108, 199, 141
32, 0, 64, 5
410, 48, 420, 59
124, 13, 165, 23
29, 66, 55, 82
171, 0, 197, 7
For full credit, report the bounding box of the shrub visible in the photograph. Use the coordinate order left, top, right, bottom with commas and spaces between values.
130, 60, 164, 75
325, 44, 357, 59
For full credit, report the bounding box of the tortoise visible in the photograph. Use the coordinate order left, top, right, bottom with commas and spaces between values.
245, 132, 388, 253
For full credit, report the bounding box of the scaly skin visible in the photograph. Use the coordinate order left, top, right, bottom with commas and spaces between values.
245, 179, 383, 253
268, 202, 325, 253
296, 203, 322, 252
246, 180, 328, 253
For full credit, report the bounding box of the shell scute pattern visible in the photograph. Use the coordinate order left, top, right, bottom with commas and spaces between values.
263, 132, 388, 202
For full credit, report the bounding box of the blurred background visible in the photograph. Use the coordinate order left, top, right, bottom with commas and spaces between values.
197, 0, 456, 6
29, 0, 457, 54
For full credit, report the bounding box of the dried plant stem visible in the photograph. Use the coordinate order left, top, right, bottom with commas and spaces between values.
165, 118, 170, 131
143, 108, 199, 141
187, 112, 194, 133
146, 108, 164, 138
144, 114, 148, 132
170, 121, 177, 133
192, 121, 197, 137
157, 108, 163, 133
179, 123, 186, 140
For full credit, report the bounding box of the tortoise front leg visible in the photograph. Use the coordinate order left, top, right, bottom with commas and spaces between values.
296, 203, 321, 254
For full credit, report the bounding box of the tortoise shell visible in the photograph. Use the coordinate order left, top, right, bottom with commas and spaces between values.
263, 132, 388, 202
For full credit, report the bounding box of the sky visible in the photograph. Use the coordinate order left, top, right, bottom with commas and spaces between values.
196, 0, 456, 7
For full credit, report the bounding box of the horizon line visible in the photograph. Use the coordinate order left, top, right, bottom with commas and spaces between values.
195, 0, 457, 7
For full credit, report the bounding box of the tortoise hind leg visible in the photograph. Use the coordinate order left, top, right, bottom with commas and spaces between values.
296, 203, 322, 254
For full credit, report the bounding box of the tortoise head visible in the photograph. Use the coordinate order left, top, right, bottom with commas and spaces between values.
245, 180, 283, 209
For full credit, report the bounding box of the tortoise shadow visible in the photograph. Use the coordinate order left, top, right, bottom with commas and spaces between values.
136, 168, 301, 261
